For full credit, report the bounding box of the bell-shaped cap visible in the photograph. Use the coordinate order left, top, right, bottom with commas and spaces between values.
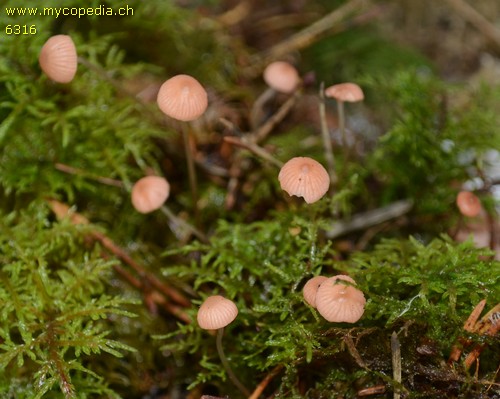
278, 157, 330, 204
456, 191, 482, 217
325, 82, 364, 103
303, 276, 328, 308
315, 275, 366, 323
131, 176, 170, 214
263, 61, 300, 94
197, 295, 238, 330
39, 35, 78, 83
157, 74, 208, 121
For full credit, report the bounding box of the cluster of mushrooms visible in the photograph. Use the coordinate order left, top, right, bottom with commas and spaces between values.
38, 32, 368, 392
38, 32, 487, 395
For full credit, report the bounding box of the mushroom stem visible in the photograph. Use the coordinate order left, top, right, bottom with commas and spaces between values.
319, 82, 337, 185
337, 99, 346, 150
182, 124, 199, 218
216, 328, 250, 397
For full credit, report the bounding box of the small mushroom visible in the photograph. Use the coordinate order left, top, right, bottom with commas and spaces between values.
197, 295, 238, 330
157, 74, 208, 122
278, 157, 330, 204
131, 176, 170, 214
263, 61, 300, 94
324, 82, 364, 153
197, 296, 250, 396
39, 34, 78, 83
324, 82, 364, 103
303, 276, 328, 308
315, 275, 366, 323
456, 190, 482, 217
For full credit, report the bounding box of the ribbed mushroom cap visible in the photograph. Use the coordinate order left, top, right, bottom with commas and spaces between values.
157, 74, 208, 122
278, 157, 330, 204
131, 176, 170, 214
315, 275, 366, 323
197, 295, 238, 330
324, 82, 364, 103
39, 35, 78, 83
456, 191, 482, 217
263, 61, 300, 94
303, 276, 328, 308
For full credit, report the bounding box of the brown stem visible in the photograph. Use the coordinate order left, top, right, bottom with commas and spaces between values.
248, 364, 283, 399
216, 328, 250, 397
443, 0, 500, 50
222, 135, 283, 168
319, 82, 337, 184
391, 331, 402, 399
245, 0, 370, 77
55, 162, 124, 188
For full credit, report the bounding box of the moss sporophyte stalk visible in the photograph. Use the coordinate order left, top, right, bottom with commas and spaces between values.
1, 1, 499, 397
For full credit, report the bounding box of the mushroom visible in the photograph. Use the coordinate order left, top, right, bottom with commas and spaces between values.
263, 61, 300, 94
197, 295, 250, 397
456, 190, 482, 217
303, 276, 328, 308
315, 275, 366, 323
278, 157, 330, 204
324, 82, 364, 152
131, 176, 170, 214
156, 74, 208, 210
39, 34, 78, 83
157, 74, 208, 122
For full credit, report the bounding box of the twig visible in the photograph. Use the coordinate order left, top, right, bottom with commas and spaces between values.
47, 199, 192, 323
251, 89, 302, 144
391, 331, 402, 399
248, 364, 284, 399
244, 0, 370, 77
159, 204, 208, 243
223, 135, 283, 168
344, 333, 367, 369
55, 162, 124, 188
325, 199, 413, 239
443, 0, 500, 50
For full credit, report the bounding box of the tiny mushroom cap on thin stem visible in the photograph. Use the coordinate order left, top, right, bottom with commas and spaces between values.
39, 34, 78, 83
324, 82, 364, 103
157, 74, 208, 122
131, 176, 170, 214
197, 295, 238, 330
278, 157, 330, 204
315, 275, 366, 323
263, 61, 300, 94
456, 190, 482, 217
303, 276, 328, 308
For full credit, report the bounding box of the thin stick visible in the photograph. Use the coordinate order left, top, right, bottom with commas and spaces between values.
245, 0, 370, 76
55, 162, 124, 188
251, 89, 302, 144
391, 331, 401, 399
318, 82, 337, 184
216, 328, 250, 397
47, 199, 192, 322
325, 199, 413, 239
223, 136, 283, 168
248, 364, 283, 399
159, 204, 208, 243
443, 0, 500, 50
